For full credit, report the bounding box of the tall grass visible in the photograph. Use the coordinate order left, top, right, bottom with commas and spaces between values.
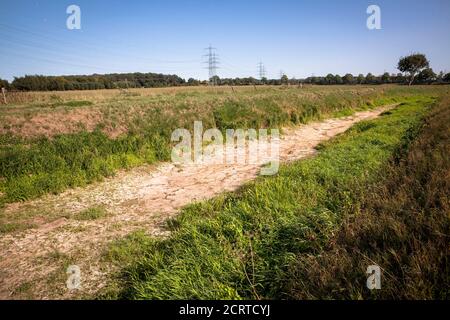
102, 95, 435, 299
0, 130, 168, 202
286, 96, 450, 299
1, 86, 430, 204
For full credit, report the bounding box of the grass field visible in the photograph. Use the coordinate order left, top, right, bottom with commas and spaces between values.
0, 84, 448, 300
98, 91, 448, 299
0, 85, 446, 204
286, 96, 450, 299
2, 0, 450, 305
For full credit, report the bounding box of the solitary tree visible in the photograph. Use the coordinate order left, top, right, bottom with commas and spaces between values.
397, 53, 430, 86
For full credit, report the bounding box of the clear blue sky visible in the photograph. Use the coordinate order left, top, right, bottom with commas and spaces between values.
1, 0, 449, 81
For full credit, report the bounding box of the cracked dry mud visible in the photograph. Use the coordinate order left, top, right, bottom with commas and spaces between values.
0, 106, 394, 299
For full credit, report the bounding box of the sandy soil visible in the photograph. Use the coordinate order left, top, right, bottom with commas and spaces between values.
0, 105, 394, 299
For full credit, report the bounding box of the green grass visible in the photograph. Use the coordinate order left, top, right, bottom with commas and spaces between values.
73, 206, 108, 221
0, 130, 167, 203
61, 100, 94, 107
286, 96, 450, 299
2, 86, 443, 204
0, 221, 34, 234
102, 95, 435, 300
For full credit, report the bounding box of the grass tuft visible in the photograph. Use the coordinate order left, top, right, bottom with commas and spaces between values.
74, 206, 108, 221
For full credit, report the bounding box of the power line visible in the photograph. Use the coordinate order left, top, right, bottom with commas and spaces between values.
0, 45, 200, 76
203, 45, 219, 86
0, 48, 126, 73
0, 22, 298, 81
0, 32, 201, 75
0, 23, 201, 65
220, 57, 255, 75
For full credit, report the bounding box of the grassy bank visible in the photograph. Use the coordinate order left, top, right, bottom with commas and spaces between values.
103, 95, 435, 299
0, 86, 435, 204
286, 96, 449, 299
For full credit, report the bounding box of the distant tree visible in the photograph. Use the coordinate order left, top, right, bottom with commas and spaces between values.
325, 74, 335, 85
309, 76, 319, 84
210, 75, 221, 86
365, 73, 376, 84
394, 73, 405, 84
397, 53, 430, 86
390, 73, 397, 83
357, 74, 365, 84
187, 78, 200, 86
343, 74, 354, 84
443, 73, 450, 83
290, 77, 299, 86
280, 74, 289, 85
381, 72, 391, 83
334, 74, 343, 84
10, 72, 186, 91
0, 78, 9, 89
417, 68, 436, 84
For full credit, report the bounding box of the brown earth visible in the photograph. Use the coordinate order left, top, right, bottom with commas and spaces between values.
1, 108, 105, 138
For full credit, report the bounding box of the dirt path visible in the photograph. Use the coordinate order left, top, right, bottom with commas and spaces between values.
0, 106, 394, 299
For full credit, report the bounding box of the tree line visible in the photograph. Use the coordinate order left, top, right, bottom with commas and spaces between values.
1, 54, 449, 91
0, 73, 185, 91
303, 70, 449, 85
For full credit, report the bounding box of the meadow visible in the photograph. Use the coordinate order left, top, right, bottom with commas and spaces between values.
102, 94, 443, 299
287, 96, 450, 299
0, 85, 448, 300
0, 85, 445, 204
